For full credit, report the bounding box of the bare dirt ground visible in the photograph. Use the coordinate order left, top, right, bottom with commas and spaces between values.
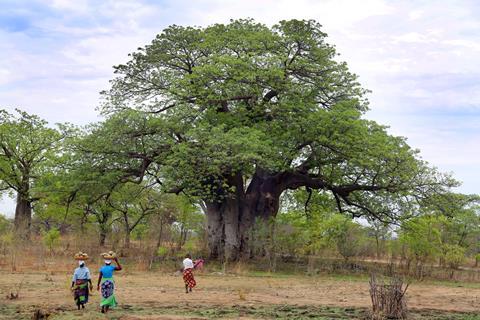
0, 270, 479, 319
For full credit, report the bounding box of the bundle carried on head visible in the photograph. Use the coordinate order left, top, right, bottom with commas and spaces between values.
100, 251, 116, 259
74, 251, 89, 260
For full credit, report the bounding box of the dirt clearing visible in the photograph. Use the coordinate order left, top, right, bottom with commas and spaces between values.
0, 271, 478, 319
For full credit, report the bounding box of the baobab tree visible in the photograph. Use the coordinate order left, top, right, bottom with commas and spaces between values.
97, 19, 455, 260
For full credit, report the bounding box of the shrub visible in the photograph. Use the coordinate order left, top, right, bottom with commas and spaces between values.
0, 231, 14, 254
42, 228, 61, 253
156, 246, 169, 257
0, 214, 11, 234
444, 244, 465, 270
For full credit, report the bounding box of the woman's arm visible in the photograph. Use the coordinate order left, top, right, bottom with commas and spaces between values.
87, 269, 93, 290
114, 257, 122, 271
97, 272, 103, 291
71, 272, 76, 288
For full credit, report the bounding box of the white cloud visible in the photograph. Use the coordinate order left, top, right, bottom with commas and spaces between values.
44, 0, 90, 12
0, 68, 10, 85
444, 39, 480, 51
393, 32, 432, 43
408, 9, 424, 20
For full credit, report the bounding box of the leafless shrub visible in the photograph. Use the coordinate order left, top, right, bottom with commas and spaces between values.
369, 273, 409, 319
6, 279, 24, 300
32, 309, 50, 319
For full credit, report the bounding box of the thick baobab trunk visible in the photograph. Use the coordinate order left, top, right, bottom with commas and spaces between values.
204, 171, 282, 261
205, 194, 279, 261
205, 200, 249, 261
205, 202, 225, 259
223, 197, 242, 261
14, 192, 32, 240
203, 169, 321, 261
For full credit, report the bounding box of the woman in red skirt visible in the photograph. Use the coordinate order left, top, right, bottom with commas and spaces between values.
182, 254, 196, 293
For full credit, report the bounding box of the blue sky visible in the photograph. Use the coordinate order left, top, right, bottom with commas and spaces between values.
1, 0, 480, 216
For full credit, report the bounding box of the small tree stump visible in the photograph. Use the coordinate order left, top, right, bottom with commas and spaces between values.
32, 309, 50, 319
369, 274, 409, 319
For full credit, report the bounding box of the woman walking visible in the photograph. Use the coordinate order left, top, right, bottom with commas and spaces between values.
97, 253, 122, 313
71, 253, 92, 310
182, 253, 196, 293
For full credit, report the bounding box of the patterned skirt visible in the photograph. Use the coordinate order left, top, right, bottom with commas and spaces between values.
100, 277, 117, 307
183, 268, 196, 288
73, 279, 89, 305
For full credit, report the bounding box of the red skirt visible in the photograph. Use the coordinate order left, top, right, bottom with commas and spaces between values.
183, 268, 196, 288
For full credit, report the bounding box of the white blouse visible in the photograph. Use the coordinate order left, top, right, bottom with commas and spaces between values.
183, 258, 194, 269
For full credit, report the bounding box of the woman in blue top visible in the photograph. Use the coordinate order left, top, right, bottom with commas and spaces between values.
97, 256, 122, 313
71, 259, 92, 309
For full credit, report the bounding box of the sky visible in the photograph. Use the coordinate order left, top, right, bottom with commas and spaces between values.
1, 0, 479, 217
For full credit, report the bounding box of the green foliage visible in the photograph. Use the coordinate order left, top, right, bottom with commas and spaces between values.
274, 209, 369, 261
183, 239, 197, 254
0, 109, 63, 201
248, 218, 277, 259
395, 193, 479, 273
443, 244, 465, 269
0, 214, 11, 234
0, 230, 14, 248
274, 212, 310, 256
312, 214, 367, 261
95, 18, 455, 225
422, 193, 480, 252
366, 219, 391, 257
171, 196, 204, 250
156, 246, 169, 257
42, 228, 61, 252
399, 215, 442, 263
0, 20, 469, 264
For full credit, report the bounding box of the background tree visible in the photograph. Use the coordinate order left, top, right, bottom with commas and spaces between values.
0, 109, 63, 238
317, 214, 367, 262
143, 193, 179, 252
399, 215, 442, 278
367, 219, 391, 259
107, 183, 160, 248
35, 124, 126, 245
171, 195, 203, 251
0, 214, 11, 235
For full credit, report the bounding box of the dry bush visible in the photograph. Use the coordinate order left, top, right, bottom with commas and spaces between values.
32, 309, 50, 320
238, 288, 250, 301
5, 279, 24, 300
231, 261, 250, 275
369, 274, 409, 320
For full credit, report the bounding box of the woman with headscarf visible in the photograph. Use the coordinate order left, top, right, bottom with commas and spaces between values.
182, 253, 196, 293
97, 255, 122, 313
71, 257, 92, 310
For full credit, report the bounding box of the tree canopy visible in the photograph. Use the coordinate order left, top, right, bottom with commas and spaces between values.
90, 19, 457, 259
0, 109, 63, 238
